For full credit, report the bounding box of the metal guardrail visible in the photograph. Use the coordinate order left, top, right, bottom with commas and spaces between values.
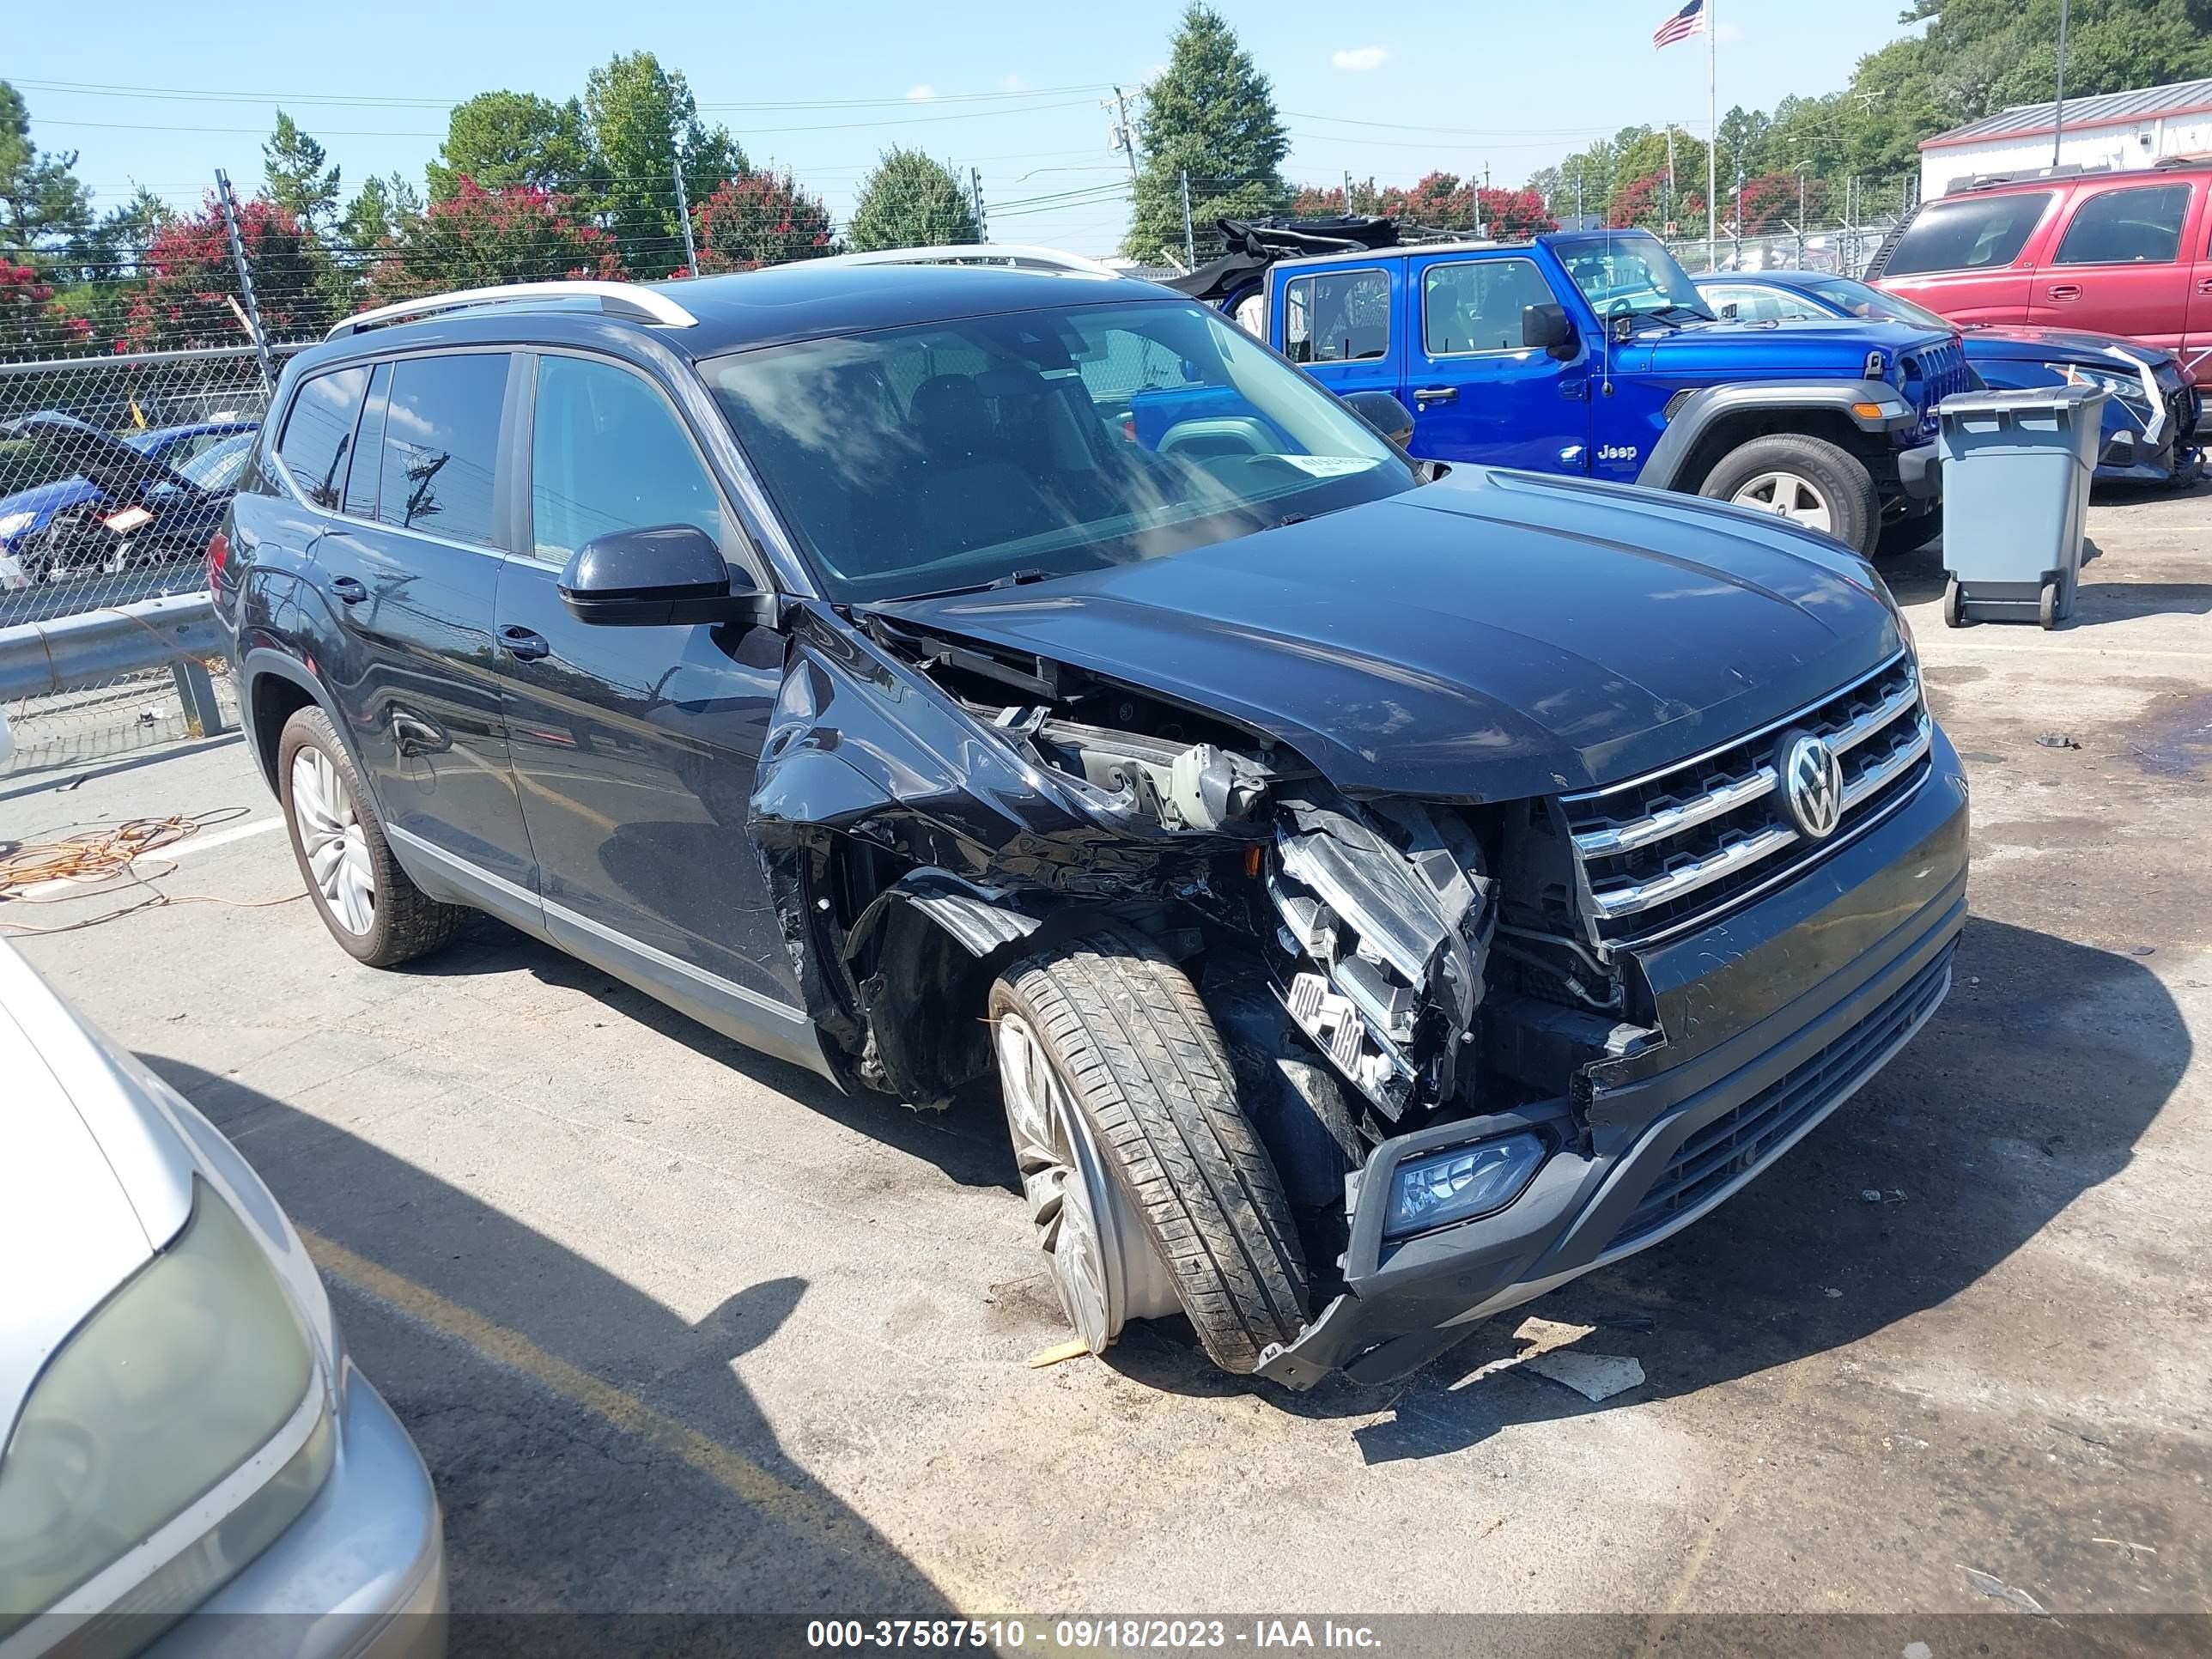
0, 591, 228, 736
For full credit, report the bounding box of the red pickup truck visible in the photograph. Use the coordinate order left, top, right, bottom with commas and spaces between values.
1873, 160, 2212, 386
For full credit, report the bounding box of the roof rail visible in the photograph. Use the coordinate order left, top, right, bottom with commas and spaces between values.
327, 280, 699, 341
811, 244, 1121, 278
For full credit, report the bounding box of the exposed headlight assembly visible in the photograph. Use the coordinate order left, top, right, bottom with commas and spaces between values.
0, 1180, 331, 1642
1383, 1131, 1547, 1239
2049, 362, 2154, 415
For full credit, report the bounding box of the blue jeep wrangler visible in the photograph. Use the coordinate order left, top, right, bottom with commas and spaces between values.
1176, 224, 1966, 557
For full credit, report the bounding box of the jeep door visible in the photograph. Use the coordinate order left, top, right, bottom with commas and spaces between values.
493, 349, 806, 1028
1278, 262, 1400, 405
292, 349, 537, 894
1401, 250, 1590, 473
2027, 179, 2201, 359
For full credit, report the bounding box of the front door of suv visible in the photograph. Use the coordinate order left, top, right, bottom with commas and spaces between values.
1404, 250, 1591, 474
306, 349, 536, 894
495, 350, 801, 1018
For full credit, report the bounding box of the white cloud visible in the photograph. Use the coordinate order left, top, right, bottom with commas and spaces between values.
906, 83, 937, 101
1331, 46, 1389, 72
1000, 73, 1027, 92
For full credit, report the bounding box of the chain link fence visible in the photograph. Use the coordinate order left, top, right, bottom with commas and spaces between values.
1, 343, 303, 777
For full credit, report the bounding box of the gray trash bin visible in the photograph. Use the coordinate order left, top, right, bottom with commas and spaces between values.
1936, 383, 2107, 629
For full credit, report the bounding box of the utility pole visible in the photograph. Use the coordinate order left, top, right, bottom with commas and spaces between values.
1178, 169, 1195, 267
2051, 0, 2072, 167
1109, 86, 1140, 182
672, 155, 699, 276
1574, 162, 1583, 224
1665, 124, 1677, 240
214, 169, 272, 395
970, 167, 989, 242
1343, 168, 1352, 213
1706, 0, 1720, 269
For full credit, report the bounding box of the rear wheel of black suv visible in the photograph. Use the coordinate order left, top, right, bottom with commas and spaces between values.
276, 706, 465, 968
1700, 433, 1880, 556
988, 926, 1309, 1374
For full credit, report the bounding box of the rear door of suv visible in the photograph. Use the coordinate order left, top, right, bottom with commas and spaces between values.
304, 348, 537, 896
1875, 188, 2057, 324
2027, 177, 2203, 355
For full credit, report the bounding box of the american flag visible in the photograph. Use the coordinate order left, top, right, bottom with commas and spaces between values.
1653, 0, 1706, 48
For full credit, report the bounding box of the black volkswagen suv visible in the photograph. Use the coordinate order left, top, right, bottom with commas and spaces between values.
216, 263, 1968, 1389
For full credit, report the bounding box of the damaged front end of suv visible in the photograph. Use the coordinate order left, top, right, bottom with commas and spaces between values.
742, 471, 1966, 1389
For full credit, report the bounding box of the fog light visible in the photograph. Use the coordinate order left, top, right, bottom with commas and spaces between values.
1382, 1132, 1546, 1239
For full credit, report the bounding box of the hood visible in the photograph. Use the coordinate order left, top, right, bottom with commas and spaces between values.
0, 473, 105, 526
1960, 326, 2175, 370
874, 468, 1903, 803
1635, 315, 1952, 376
2, 411, 196, 501
0, 941, 195, 1438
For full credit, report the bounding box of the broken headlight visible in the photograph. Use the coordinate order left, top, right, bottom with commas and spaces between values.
1383, 1131, 1545, 1239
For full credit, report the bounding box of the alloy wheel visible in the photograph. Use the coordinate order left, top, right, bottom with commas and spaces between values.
290, 747, 375, 936
1728, 470, 1834, 533
994, 1012, 1178, 1352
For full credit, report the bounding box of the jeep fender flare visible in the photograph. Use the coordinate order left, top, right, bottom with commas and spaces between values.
1636, 380, 1917, 494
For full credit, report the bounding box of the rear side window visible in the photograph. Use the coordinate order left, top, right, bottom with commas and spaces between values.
1422, 258, 1559, 354
1882, 191, 2053, 276
376, 353, 510, 547
276, 366, 369, 509
343, 362, 390, 520
528, 356, 725, 563
2053, 184, 2191, 265
1284, 268, 1389, 363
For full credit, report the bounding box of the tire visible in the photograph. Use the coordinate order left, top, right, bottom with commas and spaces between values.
1699, 433, 1881, 556
988, 927, 1309, 1374
2039, 580, 2059, 630
1942, 576, 1965, 629
276, 705, 465, 968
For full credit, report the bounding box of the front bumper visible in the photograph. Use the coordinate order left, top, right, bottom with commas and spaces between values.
1893, 441, 1941, 501
152, 1367, 447, 1659
1256, 723, 1970, 1389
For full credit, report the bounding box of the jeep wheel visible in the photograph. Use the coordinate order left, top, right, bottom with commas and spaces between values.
1701, 434, 1880, 556
277, 705, 465, 968
988, 927, 1308, 1374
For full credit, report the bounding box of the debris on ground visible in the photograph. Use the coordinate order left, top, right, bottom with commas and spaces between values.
1959, 1565, 2047, 1614
1523, 1349, 1646, 1403
2033, 732, 2081, 750
1026, 1338, 1093, 1370
1862, 1188, 1883, 1202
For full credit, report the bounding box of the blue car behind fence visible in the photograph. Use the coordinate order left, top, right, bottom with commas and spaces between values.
1694, 270, 2203, 486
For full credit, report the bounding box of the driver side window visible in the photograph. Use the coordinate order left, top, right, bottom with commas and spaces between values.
1284, 269, 1390, 364
529, 356, 726, 564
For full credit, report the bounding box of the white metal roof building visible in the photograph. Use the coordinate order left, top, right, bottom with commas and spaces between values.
1918, 77, 2212, 198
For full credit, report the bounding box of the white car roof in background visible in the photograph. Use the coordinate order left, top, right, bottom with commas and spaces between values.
0, 939, 197, 1434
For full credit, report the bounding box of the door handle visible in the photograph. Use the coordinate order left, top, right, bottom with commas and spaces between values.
2046, 283, 2081, 301
330, 575, 368, 604
2197, 276, 2212, 295
498, 625, 551, 662
1413, 386, 1459, 404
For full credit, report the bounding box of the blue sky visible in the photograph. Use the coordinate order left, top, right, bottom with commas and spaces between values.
13, 0, 1924, 255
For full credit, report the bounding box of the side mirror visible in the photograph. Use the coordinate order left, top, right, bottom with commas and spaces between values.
1340, 390, 1416, 449
558, 525, 776, 628
1522, 302, 1577, 359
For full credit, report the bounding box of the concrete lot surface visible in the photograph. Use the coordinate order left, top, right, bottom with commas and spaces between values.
3, 490, 2209, 1638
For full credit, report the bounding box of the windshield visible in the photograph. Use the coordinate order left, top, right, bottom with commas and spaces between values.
702, 298, 1415, 604
1550, 232, 1712, 321
176, 431, 255, 491
1798, 277, 1954, 333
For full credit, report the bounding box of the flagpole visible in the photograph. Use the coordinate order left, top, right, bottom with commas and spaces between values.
1706, 0, 1719, 269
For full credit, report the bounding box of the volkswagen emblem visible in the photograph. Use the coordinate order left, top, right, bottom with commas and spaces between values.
1778, 732, 1844, 840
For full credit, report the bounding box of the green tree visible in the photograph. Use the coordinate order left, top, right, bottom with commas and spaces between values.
263, 112, 342, 236
362, 179, 623, 307
843, 148, 976, 251
0, 82, 93, 262
584, 52, 745, 277
1124, 3, 1288, 264
337, 172, 422, 253
428, 92, 596, 203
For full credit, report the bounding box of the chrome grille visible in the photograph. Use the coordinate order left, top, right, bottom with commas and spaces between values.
1561, 653, 1931, 945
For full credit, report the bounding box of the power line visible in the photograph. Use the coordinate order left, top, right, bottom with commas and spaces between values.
12, 77, 1121, 112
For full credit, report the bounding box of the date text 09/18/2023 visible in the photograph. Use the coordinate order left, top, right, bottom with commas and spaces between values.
804, 1619, 1384, 1650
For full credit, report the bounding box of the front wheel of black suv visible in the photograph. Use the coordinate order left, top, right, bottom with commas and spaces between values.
988, 927, 1309, 1374
1700, 433, 1881, 557
276, 705, 465, 968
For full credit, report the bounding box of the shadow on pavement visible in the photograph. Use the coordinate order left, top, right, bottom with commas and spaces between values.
142, 1057, 963, 1622
1108, 917, 2187, 1462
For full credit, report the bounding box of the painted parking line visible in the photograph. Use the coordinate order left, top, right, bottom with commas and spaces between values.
19, 815, 285, 900
298, 1225, 994, 1611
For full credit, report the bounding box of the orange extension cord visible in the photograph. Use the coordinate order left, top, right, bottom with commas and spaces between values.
0, 810, 301, 934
